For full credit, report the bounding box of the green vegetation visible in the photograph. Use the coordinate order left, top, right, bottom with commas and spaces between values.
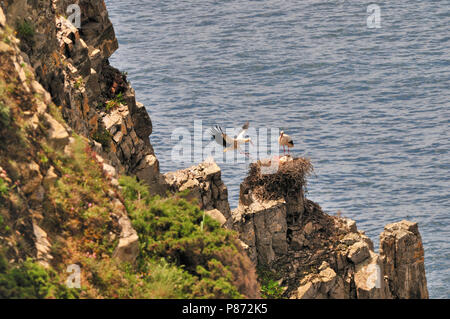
91, 127, 111, 150
139, 258, 194, 298
0, 101, 10, 127
38, 152, 49, 165
39, 136, 199, 298
74, 77, 83, 90
0, 253, 78, 299
1, 30, 11, 44
78, 256, 194, 298
0, 214, 8, 233
44, 136, 117, 257
15, 19, 35, 44
257, 266, 284, 299
1, 25, 14, 45
260, 279, 284, 299
48, 103, 65, 125
119, 176, 256, 298
0, 129, 258, 298
0, 178, 8, 197
0, 40, 259, 298
105, 92, 124, 111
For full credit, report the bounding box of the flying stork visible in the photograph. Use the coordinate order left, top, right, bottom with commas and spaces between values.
210, 121, 253, 156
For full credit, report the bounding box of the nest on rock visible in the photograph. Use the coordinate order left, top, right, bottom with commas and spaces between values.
242, 157, 314, 201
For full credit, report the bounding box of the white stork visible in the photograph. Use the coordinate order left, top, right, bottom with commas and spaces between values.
279, 130, 294, 155
210, 121, 253, 156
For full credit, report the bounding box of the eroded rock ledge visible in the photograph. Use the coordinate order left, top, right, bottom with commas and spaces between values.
0, 1, 429, 299
0, 9, 139, 267
1, 0, 161, 193
163, 156, 428, 299
228, 156, 429, 299
163, 159, 232, 228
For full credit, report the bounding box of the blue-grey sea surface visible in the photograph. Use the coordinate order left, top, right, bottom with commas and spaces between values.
105, 0, 449, 298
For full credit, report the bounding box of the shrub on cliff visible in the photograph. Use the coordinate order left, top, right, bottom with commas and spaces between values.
0, 101, 10, 127
38, 137, 194, 298
0, 178, 8, 197
14, 19, 35, 51
257, 266, 284, 299
0, 253, 77, 299
119, 176, 260, 299
76, 255, 194, 299
0, 21, 259, 298
44, 136, 119, 259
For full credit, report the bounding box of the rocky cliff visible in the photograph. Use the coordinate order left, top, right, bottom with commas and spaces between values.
0, 5, 138, 271
229, 156, 429, 299
0, 2, 428, 299
163, 158, 232, 228
0, 0, 163, 267
0, 2, 259, 299
1, 0, 162, 192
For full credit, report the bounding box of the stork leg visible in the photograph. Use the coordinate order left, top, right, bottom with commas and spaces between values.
283, 145, 286, 155
239, 149, 250, 158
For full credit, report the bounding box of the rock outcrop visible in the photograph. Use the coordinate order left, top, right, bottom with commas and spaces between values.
164, 158, 232, 228
0, 1, 429, 299
1, 0, 162, 194
0, 8, 140, 266
111, 199, 139, 264
230, 156, 429, 299
380, 220, 429, 299
232, 198, 288, 266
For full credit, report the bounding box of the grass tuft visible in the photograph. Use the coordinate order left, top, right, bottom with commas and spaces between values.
105, 92, 124, 111
15, 19, 35, 44
119, 175, 260, 298
0, 101, 10, 127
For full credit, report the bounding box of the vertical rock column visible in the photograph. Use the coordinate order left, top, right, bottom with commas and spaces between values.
163, 159, 232, 225
379, 220, 429, 299
232, 197, 289, 267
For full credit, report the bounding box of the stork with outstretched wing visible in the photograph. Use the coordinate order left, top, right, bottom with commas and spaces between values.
210, 121, 252, 156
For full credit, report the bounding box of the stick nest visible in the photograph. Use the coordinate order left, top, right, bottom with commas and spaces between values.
242, 157, 314, 201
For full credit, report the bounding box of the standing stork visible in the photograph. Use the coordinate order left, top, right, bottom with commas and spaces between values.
279, 130, 294, 155
210, 121, 252, 156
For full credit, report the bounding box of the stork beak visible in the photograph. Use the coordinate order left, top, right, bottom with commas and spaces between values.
250, 140, 254, 146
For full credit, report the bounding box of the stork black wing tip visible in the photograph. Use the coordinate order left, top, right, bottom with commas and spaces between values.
209, 126, 222, 140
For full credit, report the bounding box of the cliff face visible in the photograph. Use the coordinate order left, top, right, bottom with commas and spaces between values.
164, 156, 429, 299
1, 0, 162, 192
0, 3, 259, 299
230, 157, 429, 299
0, 2, 429, 299
0, 6, 136, 268
163, 158, 232, 228
380, 221, 429, 299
